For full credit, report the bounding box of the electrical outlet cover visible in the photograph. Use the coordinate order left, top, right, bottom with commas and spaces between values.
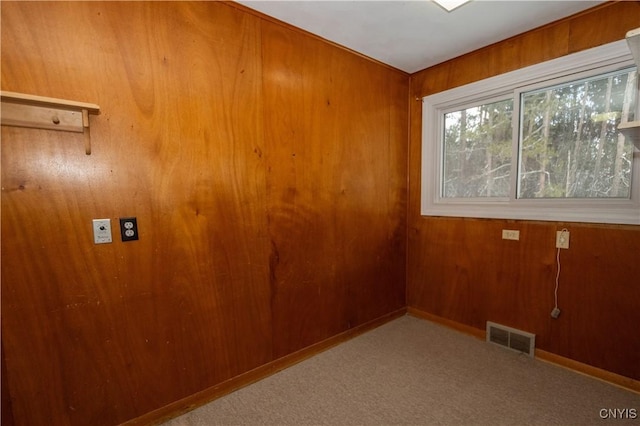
119, 217, 139, 242
502, 229, 520, 240
556, 230, 570, 249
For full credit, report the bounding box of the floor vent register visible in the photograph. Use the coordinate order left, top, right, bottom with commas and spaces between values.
486, 321, 535, 357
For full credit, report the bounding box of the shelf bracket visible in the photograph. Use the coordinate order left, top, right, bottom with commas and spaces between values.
1, 91, 100, 155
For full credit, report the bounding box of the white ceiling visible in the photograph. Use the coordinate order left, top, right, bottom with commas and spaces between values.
237, 0, 605, 73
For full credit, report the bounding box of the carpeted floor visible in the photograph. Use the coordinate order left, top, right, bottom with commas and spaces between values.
163, 315, 639, 425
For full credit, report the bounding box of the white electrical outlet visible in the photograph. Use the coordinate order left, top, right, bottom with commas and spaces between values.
556, 230, 569, 249
92, 218, 112, 244
502, 229, 520, 240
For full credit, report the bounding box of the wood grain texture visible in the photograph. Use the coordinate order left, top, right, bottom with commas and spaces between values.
1, 2, 408, 425
1, 344, 14, 426
408, 1, 640, 382
2, 2, 271, 424
262, 21, 407, 358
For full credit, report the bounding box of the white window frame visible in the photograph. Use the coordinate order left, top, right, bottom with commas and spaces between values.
421, 40, 640, 225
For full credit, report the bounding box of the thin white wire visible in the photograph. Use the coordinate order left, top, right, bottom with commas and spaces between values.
554, 228, 569, 310
555, 246, 561, 309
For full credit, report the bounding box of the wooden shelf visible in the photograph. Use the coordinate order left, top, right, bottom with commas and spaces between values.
1, 91, 100, 155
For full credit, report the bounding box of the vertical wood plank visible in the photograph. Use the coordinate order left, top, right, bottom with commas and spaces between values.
1, 343, 15, 426
262, 21, 407, 358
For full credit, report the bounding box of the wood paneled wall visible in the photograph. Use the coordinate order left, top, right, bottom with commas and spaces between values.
408, 1, 640, 382
0, 2, 408, 425
262, 22, 408, 357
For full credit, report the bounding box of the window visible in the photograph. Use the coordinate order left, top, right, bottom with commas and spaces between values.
442, 97, 513, 198
421, 40, 640, 225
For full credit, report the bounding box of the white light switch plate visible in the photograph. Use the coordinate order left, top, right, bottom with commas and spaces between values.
92, 219, 112, 244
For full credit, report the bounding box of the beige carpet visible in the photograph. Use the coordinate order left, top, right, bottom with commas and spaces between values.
163, 315, 639, 425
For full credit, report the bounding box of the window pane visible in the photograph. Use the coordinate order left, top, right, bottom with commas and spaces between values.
519, 68, 637, 199
442, 99, 512, 198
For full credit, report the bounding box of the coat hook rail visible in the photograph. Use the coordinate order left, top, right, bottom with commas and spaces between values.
1, 91, 100, 155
